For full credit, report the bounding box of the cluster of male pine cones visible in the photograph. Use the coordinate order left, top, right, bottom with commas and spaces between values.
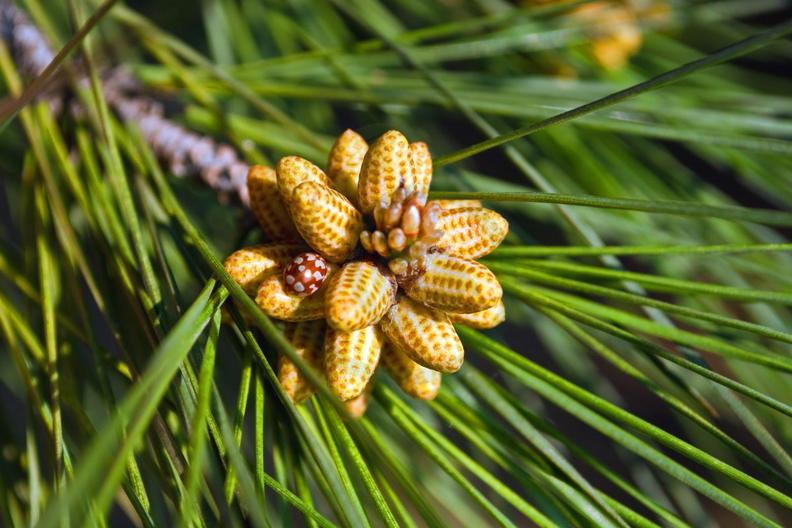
1, 1, 511, 417
224, 130, 508, 416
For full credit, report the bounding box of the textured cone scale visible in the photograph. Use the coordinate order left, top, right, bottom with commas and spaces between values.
379, 296, 464, 373
436, 207, 508, 259
255, 271, 331, 321
358, 130, 413, 213
327, 129, 367, 206
247, 165, 299, 241
343, 382, 373, 419
404, 253, 502, 314
448, 300, 506, 329
290, 182, 364, 263
381, 343, 441, 400
436, 199, 483, 210
279, 321, 325, 403
324, 326, 383, 401
409, 142, 432, 196
325, 261, 396, 331
276, 156, 332, 206
224, 243, 305, 295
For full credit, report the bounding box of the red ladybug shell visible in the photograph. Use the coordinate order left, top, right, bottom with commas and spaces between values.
283, 252, 329, 297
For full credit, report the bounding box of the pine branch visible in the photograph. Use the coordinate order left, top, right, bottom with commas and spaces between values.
103, 70, 250, 205
0, 2, 251, 206
0, 1, 62, 112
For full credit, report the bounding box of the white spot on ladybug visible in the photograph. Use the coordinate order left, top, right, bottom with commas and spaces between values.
283, 252, 329, 297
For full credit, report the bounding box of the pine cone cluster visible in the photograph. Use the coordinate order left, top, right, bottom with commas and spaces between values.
225, 129, 508, 416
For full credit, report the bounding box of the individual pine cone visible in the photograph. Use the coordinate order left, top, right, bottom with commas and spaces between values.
224, 130, 508, 415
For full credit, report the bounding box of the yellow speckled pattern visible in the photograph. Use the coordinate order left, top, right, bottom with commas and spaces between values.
381, 342, 441, 400
325, 261, 396, 331
358, 130, 412, 213
255, 269, 332, 321
324, 325, 383, 401
223, 243, 305, 295
409, 142, 432, 196
436, 207, 508, 259
343, 381, 373, 419
290, 182, 363, 263
247, 165, 299, 241
404, 253, 501, 314
448, 300, 506, 329
327, 129, 368, 207
276, 156, 332, 206
278, 320, 325, 403
436, 199, 483, 210
379, 296, 463, 373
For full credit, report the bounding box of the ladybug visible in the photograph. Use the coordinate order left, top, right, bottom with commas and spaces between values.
283, 252, 329, 297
